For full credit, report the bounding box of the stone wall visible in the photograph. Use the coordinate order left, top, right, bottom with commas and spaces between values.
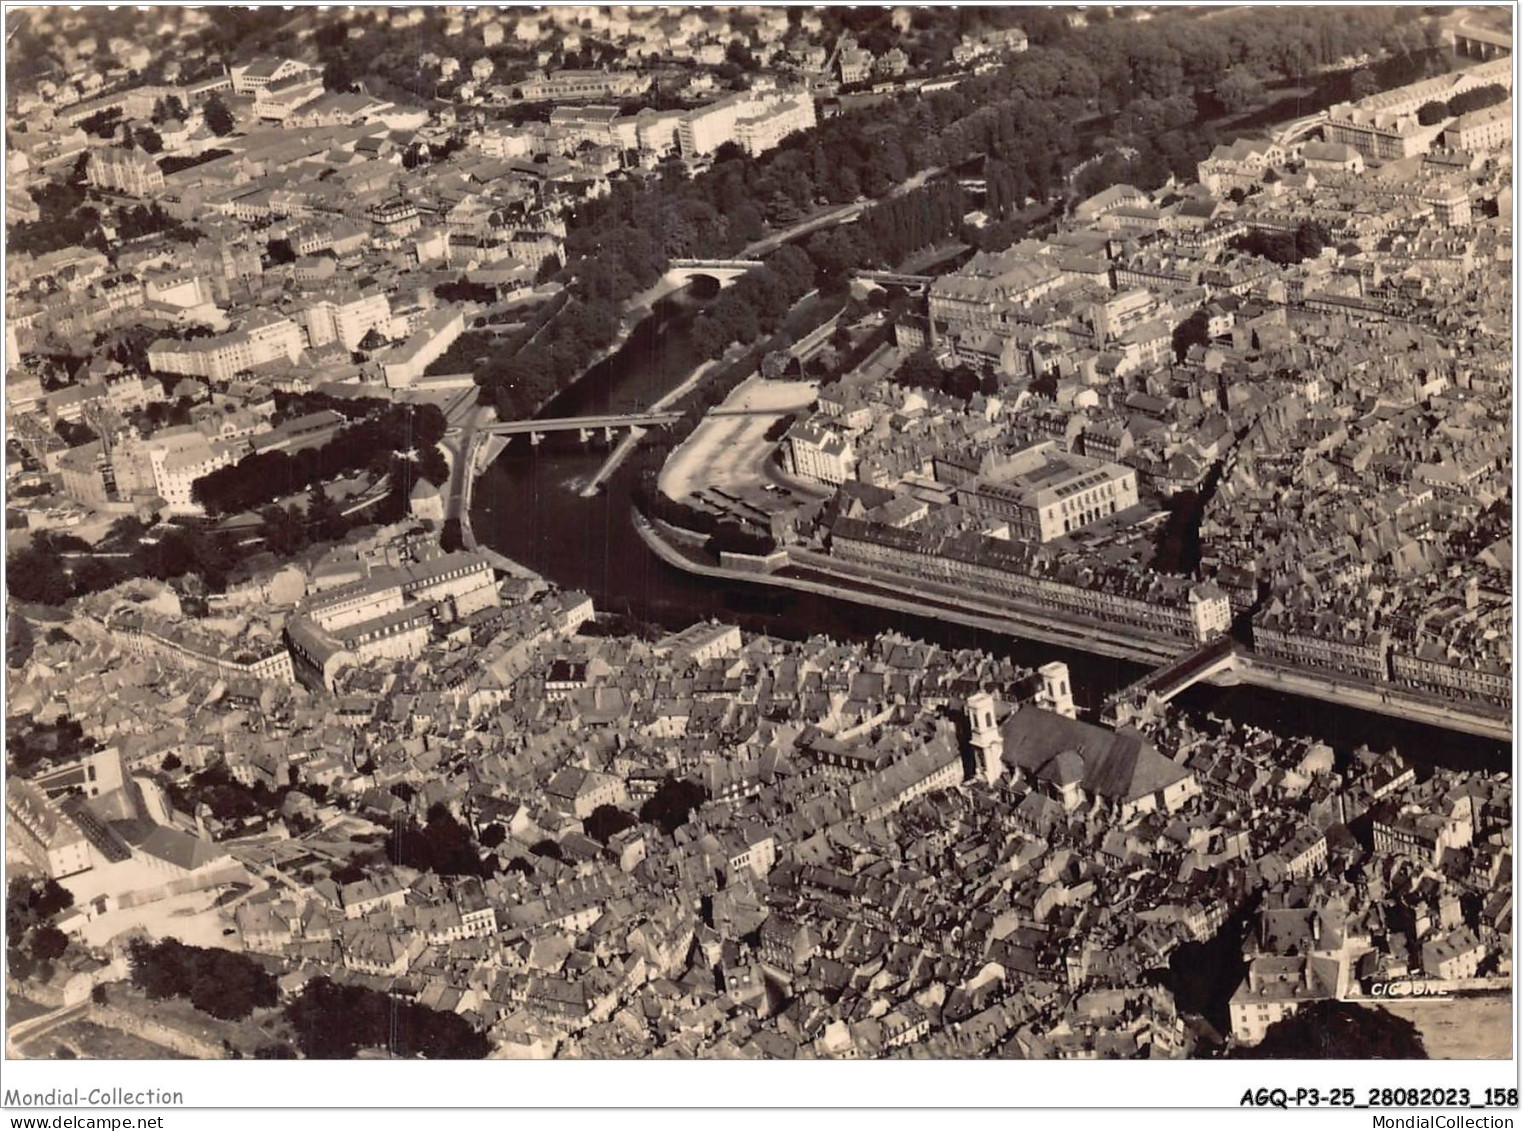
90, 1002, 227, 1059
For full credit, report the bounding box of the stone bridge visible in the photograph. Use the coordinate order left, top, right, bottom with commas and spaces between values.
850, 269, 936, 293
1101, 635, 1241, 727
665, 258, 765, 289
1452, 19, 1511, 61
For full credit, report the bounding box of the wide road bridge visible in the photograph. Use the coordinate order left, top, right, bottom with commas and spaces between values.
1101, 635, 1241, 726
479, 407, 777, 443
479, 411, 682, 441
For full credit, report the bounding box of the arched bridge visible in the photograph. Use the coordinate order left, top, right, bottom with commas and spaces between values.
666, 258, 765, 288
1274, 112, 1329, 148
1101, 636, 1241, 727
851, 269, 936, 293
1452, 18, 1511, 60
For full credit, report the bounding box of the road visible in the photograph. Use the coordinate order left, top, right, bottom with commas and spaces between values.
740, 202, 865, 259
1452, 11, 1513, 50
634, 513, 1184, 669
7, 1000, 89, 1055
442, 405, 487, 533
1273, 112, 1329, 147
738, 164, 950, 259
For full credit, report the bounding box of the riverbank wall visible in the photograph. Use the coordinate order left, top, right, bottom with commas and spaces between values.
637, 513, 1511, 741
1233, 656, 1510, 742
634, 511, 1184, 670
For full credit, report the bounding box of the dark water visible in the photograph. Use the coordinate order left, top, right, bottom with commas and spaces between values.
472, 293, 1510, 774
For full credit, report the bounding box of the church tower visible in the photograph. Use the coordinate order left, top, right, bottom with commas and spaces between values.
1039, 661, 1076, 719
966, 691, 1004, 786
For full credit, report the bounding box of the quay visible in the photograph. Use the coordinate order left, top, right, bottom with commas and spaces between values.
637, 513, 1512, 742
634, 511, 1187, 671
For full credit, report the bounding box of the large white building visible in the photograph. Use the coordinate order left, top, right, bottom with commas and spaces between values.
380, 307, 465, 388
144, 428, 239, 513
301, 289, 393, 351
634, 109, 683, 158
548, 104, 638, 150
679, 91, 817, 160
1322, 106, 1440, 162
87, 147, 165, 197
928, 249, 1066, 339
285, 552, 501, 690
1444, 103, 1511, 152
955, 441, 1139, 543
517, 69, 646, 102
7, 777, 93, 879
784, 417, 856, 486
735, 93, 817, 156
147, 314, 305, 382
230, 57, 312, 95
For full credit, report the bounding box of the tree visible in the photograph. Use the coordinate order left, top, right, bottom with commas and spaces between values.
78, 107, 124, 139
725, 41, 760, 71
639, 776, 707, 836
584, 804, 638, 846
322, 53, 356, 93
7, 877, 74, 934
284, 977, 489, 1059
133, 126, 163, 154
761, 350, 793, 380
1447, 83, 1509, 118
257, 504, 307, 558
305, 484, 344, 543
30, 925, 69, 963
203, 94, 236, 137
1172, 309, 1212, 363
7, 546, 72, 606
128, 938, 277, 1021
1294, 220, 1326, 262
7, 613, 35, 669
1235, 1001, 1427, 1059
385, 807, 493, 877
1350, 68, 1379, 101
479, 823, 507, 849
534, 253, 562, 285
1216, 68, 1264, 114
1416, 101, 1449, 127
152, 94, 187, 125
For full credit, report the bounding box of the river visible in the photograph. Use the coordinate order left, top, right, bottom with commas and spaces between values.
471, 290, 1509, 775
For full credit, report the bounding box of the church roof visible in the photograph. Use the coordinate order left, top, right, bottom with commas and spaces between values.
999, 705, 1190, 803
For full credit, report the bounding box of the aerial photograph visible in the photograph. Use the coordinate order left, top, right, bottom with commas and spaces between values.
1, 3, 1512, 1065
